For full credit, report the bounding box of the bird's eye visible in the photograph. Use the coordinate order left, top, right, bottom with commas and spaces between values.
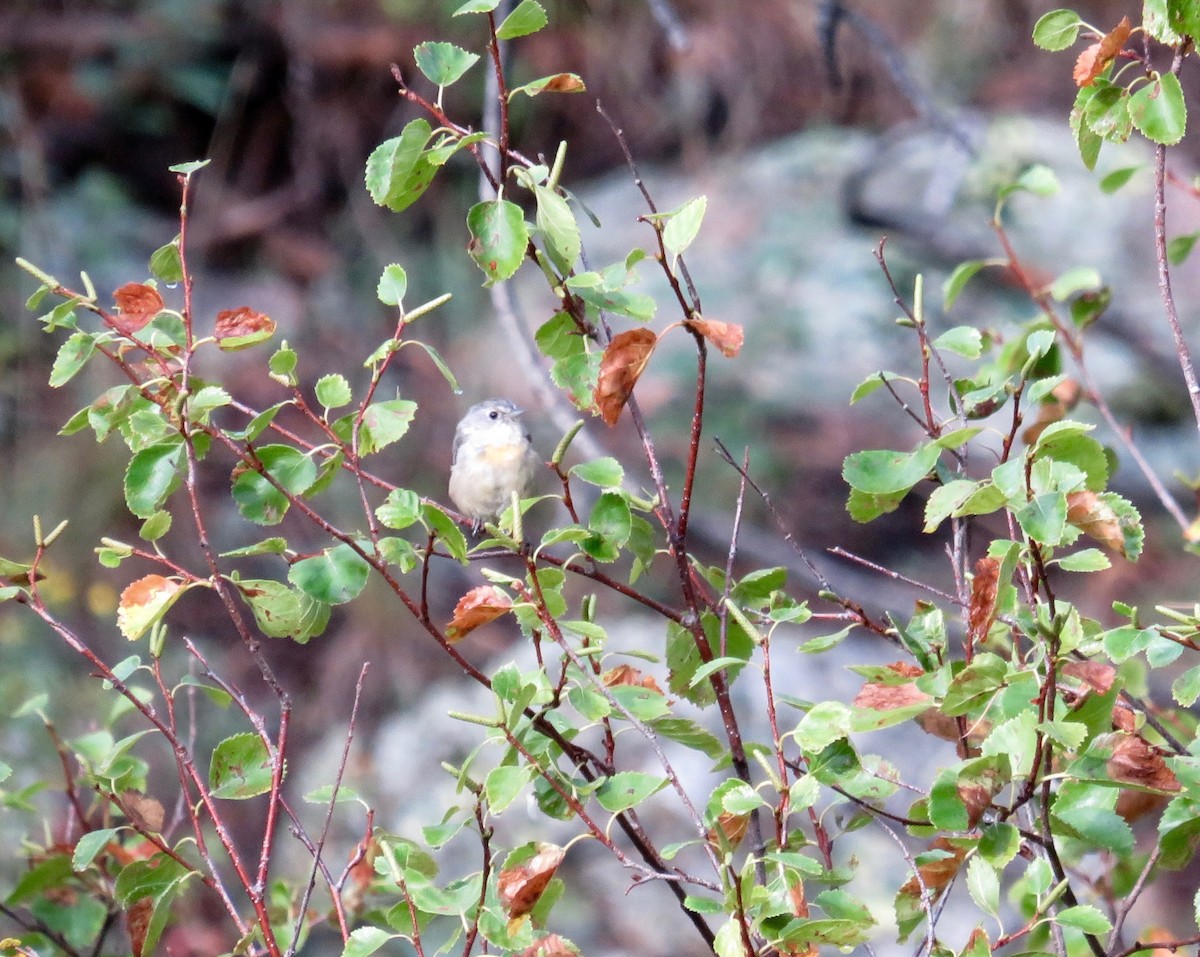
489, 410, 500, 420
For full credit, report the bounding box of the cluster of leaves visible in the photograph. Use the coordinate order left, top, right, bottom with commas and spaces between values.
3, 3, 1200, 957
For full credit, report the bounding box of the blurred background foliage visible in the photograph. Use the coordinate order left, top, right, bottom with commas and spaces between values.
2, 0, 1199, 929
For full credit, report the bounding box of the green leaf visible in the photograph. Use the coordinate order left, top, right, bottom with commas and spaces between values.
941, 653, 1008, 716
288, 543, 371, 605
485, 765, 531, 813
269, 344, 298, 386
661, 196, 707, 261
979, 822, 1020, 866
496, 0, 547, 38
1055, 905, 1112, 934
1168, 231, 1200, 266
534, 185, 581, 274
1071, 87, 1104, 169
413, 41, 480, 87
595, 771, 667, 812
148, 236, 184, 284
335, 399, 418, 455
843, 444, 940, 495
49, 332, 97, 387
365, 119, 437, 213
966, 856, 1000, 917
795, 701, 852, 753
454, 0, 498, 11
1099, 165, 1141, 193
315, 374, 352, 410
423, 503, 468, 562
1049, 266, 1102, 301
1032, 9, 1083, 50
1172, 664, 1200, 707
570, 457, 624, 489
237, 578, 331, 643
1168, 0, 1200, 39
168, 159, 210, 175
943, 260, 989, 310
466, 199, 529, 284
209, 732, 274, 799
340, 926, 396, 957
1056, 548, 1110, 571
125, 441, 183, 519
582, 491, 631, 563
1129, 73, 1187, 146
376, 488, 422, 530
688, 656, 751, 689
73, 828, 121, 870
232, 445, 317, 525
376, 264, 408, 307
1015, 491, 1068, 544
933, 326, 983, 359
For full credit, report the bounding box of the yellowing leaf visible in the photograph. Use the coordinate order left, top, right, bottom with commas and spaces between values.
117, 574, 185, 641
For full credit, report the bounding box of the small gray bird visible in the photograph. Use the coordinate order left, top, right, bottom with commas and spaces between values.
449, 398, 540, 530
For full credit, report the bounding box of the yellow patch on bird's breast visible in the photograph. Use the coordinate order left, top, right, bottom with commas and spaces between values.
480, 441, 526, 464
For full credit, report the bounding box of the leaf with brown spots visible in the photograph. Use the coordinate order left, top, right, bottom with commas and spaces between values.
594, 328, 657, 426
853, 681, 931, 712
686, 316, 744, 358
113, 283, 165, 335
601, 663, 663, 695
446, 585, 513, 642
1073, 16, 1131, 87
903, 837, 967, 896
967, 557, 1000, 648
214, 306, 276, 351
498, 843, 565, 919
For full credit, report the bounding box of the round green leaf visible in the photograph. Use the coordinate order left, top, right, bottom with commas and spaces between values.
1032, 9, 1083, 50
496, 0, 547, 39
125, 442, 183, 519
315, 373, 352, 410
209, 732, 274, 799
288, 543, 370, 605
413, 41, 480, 87
466, 199, 529, 284
376, 263, 408, 307
1129, 73, 1187, 146
232, 445, 318, 525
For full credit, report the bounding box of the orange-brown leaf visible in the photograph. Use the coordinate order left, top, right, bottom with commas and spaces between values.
1073, 16, 1131, 87
1067, 491, 1125, 553
594, 328, 657, 426
541, 74, 586, 93
1106, 733, 1181, 793
446, 585, 513, 642
113, 283, 165, 335
498, 843, 565, 918
900, 837, 966, 897
601, 663, 663, 695
686, 317, 744, 358
127, 897, 154, 957
1062, 659, 1116, 695
122, 791, 165, 833
968, 557, 1000, 647
706, 811, 751, 850
214, 306, 276, 350
852, 681, 931, 712
117, 574, 184, 641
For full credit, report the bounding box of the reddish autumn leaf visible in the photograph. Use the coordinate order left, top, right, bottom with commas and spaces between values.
968, 557, 1000, 649
1073, 16, 1131, 87
541, 74, 586, 93
956, 760, 1005, 828
1106, 732, 1181, 793
446, 585, 513, 642
601, 663, 664, 695
594, 328, 657, 426
885, 661, 924, 679
498, 843, 565, 918
1111, 704, 1137, 732
1067, 491, 1125, 553
113, 283, 165, 335
686, 316, 744, 358
122, 790, 165, 833
127, 897, 154, 957
899, 837, 966, 897
706, 810, 751, 850
1062, 659, 1116, 695
214, 306, 276, 351
780, 875, 818, 957
852, 681, 931, 712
